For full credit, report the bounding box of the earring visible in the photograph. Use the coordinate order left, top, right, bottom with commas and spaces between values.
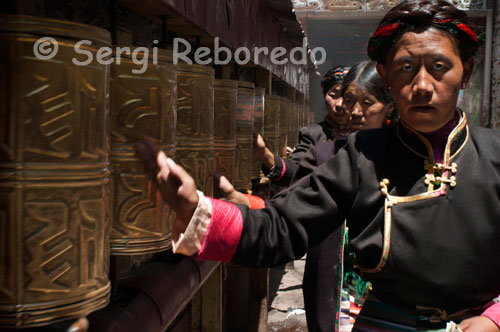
461, 82, 467, 89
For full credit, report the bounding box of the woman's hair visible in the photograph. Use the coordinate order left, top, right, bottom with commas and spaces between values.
321, 66, 350, 95
342, 61, 393, 106
367, 0, 479, 63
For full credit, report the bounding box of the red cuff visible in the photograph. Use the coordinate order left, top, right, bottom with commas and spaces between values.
196, 198, 243, 263
243, 194, 266, 210
275, 158, 286, 181
482, 299, 500, 329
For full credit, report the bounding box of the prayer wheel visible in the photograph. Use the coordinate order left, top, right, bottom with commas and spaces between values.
279, 97, 291, 158
299, 102, 306, 129
288, 102, 298, 148
177, 63, 215, 195
263, 95, 281, 156
214, 79, 237, 183
109, 49, 177, 255
234, 82, 255, 191
251, 88, 265, 179
0, 15, 110, 327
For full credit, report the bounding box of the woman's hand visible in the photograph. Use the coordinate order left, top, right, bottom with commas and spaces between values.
135, 139, 198, 234
458, 316, 500, 332
214, 174, 250, 207
253, 133, 275, 169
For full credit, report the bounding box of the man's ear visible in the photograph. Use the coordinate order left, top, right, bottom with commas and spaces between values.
376, 63, 389, 85
461, 56, 474, 85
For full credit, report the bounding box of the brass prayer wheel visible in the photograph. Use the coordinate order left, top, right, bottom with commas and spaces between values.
252, 88, 265, 179
288, 102, 298, 148
234, 81, 255, 191
177, 63, 215, 195
299, 102, 306, 129
214, 79, 237, 183
109, 48, 177, 255
279, 97, 291, 158
263, 95, 281, 156
0, 15, 110, 327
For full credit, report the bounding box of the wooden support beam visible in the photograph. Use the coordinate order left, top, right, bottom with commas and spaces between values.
201, 265, 223, 332
248, 268, 270, 332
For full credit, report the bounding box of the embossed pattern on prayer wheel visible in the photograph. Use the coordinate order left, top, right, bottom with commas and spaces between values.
252, 88, 265, 179
235, 82, 255, 191
110, 49, 177, 255
177, 63, 215, 195
264, 95, 281, 156
214, 79, 237, 183
279, 97, 291, 158
0, 15, 111, 328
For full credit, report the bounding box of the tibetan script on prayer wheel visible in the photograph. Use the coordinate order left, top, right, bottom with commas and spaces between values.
234, 82, 255, 191
0, 15, 111, 328
110, 49, 177, 255
251, 88, 265, 179
214, 79, 237, 183
263, 95, 281, 156
177, 63, 215, 196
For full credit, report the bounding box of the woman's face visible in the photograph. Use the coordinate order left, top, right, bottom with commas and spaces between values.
325, 84, 349, 125
343, 84, 391, 132
377, 28, 473, 133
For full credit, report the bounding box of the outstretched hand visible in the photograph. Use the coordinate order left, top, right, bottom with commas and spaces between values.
253, 132, 267, 161
135, 138, 198, 233
213, 173, 250, 207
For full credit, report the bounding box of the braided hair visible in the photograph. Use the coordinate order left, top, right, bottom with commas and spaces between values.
367, 0, 480, 64
321, 66, 350, 96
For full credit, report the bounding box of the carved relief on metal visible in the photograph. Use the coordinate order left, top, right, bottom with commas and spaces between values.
279, 98, 291, 158
235, 82, 255, 191
214, 79, 237, 182
264, 95, 281, 156
292, 0, 326, 10
177, 64, 215, 195
252, 88, 265, 179
0, 15, 111, 327
110, 49, 177, 255
326, 0, 360, 10
451, 0, 484, 10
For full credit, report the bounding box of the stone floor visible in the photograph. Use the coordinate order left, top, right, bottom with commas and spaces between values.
267, 257, 308, 332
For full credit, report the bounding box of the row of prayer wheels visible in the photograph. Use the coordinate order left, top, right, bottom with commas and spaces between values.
0, 15, 314, 328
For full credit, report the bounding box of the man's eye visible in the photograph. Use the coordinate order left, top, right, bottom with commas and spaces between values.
402, 64, 413, 72
433, 63, 446, 70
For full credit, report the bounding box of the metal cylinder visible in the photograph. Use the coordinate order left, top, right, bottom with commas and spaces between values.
263, 95, 281, 156
234, 82, 255, 191
214, 79, 237, 183
0, 15, 111, 328
109, 49, 177, 255
299, 102, 306, 129
288, 102, 298, 148
176, 63, 215, 195
251, 88, 265, 179
279, 97, 291, 158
